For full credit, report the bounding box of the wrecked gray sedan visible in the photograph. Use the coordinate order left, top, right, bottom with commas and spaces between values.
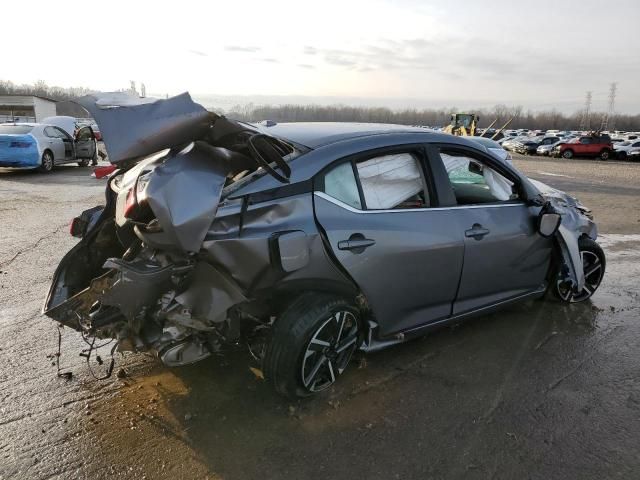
44, 93, 605, 397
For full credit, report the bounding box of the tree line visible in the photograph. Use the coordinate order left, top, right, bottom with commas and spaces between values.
228, 103, 640, 132
3, 80, 639, 131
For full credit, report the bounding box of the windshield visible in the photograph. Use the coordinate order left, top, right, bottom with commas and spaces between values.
0, 125, 34, 134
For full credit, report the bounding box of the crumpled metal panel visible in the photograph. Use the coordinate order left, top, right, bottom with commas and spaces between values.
145, 141, 229, 253
174, 262, 247, 324
532, 179, 597, 292
77, 92, 213, 166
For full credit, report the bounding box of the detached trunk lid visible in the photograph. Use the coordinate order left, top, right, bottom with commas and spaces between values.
76, 92, 213, 167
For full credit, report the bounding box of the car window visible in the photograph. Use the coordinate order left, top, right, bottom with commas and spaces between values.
322, 152, 431, 210
44, 127, 58, 138
53, 127, 71, 139
356, 153, 429, 209
323, 162, 362, 209
580, 137, 592, 144
439, 149, 518, 205
75, 127, 93, 141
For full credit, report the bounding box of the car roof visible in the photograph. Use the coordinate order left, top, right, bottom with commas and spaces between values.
255, 122, 432, 149
467, 136, 502, 148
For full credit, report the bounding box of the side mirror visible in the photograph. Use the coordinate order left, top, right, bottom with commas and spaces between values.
538, 211, 561, 237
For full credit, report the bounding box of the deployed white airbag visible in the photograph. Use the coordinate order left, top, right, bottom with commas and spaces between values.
356, 153, 424, 209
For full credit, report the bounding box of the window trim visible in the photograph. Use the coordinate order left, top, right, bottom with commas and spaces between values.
314, 191, 525, 214
316, 144, 439, 212
430, 143, 526, 207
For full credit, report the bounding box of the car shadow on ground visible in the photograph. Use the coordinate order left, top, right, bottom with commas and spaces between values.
80, 298, 605, 479
0, 165, 105, 187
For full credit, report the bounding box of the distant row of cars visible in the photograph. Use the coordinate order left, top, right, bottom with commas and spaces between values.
501, 129, 640, 161
0, 116, 100, 172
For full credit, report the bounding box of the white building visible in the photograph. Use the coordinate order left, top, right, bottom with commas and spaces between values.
0, 95, 57, 123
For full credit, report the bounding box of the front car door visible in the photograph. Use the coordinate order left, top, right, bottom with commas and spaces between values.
577, 136, 592, 155
430, 144, 552, 315
314, 147, 465, 336
52, 127, 74, 160
73, 126, 96, 159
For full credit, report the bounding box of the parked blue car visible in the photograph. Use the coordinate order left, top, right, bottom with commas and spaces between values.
0, 123, 97, 172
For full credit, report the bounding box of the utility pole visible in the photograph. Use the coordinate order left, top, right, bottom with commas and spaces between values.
600, 82, 617, 132
579, 91, 592, 132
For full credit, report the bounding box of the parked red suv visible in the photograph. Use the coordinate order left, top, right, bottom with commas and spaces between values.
552, 134, 613, 160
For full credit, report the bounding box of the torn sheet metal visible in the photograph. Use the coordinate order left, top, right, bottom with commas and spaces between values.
143, 141, 230, 253
172, 262, 247, 325
77, 92, 213, 166
532, 179, 597, 292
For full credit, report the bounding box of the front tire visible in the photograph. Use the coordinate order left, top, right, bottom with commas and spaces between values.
39, 151, 54, 172
554, 237, 606, 303
562, 149, 574, 159
263, 293, 362, 398
77, 159, 90, 167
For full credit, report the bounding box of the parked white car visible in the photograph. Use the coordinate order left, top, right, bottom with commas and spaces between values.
614, 140, 640, 159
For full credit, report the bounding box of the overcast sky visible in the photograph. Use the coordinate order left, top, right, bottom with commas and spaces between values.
5, 0, 640, 113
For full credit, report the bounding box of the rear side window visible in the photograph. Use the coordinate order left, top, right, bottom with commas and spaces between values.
0, 125, 33, 134
322, 152, 431, 210
356, 153, 429, 209
323, 162, 362, 209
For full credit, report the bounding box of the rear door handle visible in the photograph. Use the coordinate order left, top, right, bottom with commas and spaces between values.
465, 224, 490, 239
338, 234, 375, 253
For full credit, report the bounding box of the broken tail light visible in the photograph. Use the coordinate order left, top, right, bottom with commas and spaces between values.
123, 187, 137, 218
69, 217, 83, 237
69, 206, 104, 238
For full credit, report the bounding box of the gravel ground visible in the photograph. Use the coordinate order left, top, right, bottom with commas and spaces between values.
1, 156, 639, 480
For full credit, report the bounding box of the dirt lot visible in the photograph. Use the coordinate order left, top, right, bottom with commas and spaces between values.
1, 155, 640, 480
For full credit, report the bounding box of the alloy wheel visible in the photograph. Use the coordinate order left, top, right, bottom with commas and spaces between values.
301, 310, 359, 392
41, 152, 53, 172
556, 251, 604, 302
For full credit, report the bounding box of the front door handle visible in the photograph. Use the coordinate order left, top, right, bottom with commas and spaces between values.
465, 224, 490, 239
338, 233, 375, 253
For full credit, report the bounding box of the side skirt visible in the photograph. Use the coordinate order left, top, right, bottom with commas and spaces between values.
360, 286, 547, 353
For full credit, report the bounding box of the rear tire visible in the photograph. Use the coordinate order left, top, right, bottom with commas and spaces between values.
617, 151, 627, 160
600, 149, 610, 160
77, 159, 90, 167
263, 293, 362, 398
553, 237, 605, 303
562, 149, 573, 159
39, 151, 54, 172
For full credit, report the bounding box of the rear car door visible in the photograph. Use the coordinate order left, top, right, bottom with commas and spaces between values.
74, 126, 96, 159
432, 145, 552, 315
314, 147, 465, 336
43, 126, 65, 161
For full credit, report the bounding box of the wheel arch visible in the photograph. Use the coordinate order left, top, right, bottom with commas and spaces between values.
267, 279, 363, 316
